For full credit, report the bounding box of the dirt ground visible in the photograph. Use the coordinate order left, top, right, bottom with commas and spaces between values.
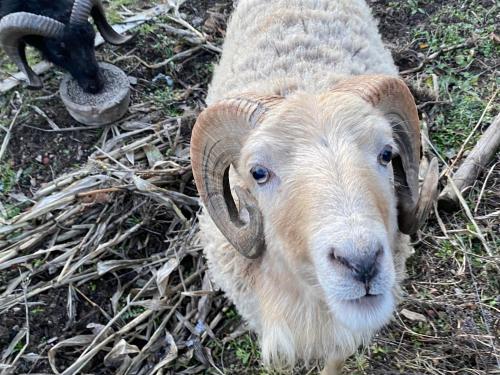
0, 0, 498, 374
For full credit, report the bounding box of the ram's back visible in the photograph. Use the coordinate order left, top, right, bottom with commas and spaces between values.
207, 0, 397, 104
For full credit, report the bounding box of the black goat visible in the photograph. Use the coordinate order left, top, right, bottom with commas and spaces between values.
0, 0, 132, 93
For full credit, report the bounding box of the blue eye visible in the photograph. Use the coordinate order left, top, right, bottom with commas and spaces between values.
250, 165, 270, 184
378, 145, 393, 166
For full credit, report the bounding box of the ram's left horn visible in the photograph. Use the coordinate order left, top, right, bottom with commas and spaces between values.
0, 12, 65, 88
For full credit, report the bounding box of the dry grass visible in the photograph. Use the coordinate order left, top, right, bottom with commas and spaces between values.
0, 0, 498, 374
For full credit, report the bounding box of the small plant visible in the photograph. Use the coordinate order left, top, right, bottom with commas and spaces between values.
122, 306, 147, 321
33, 259, 45, 268
89, 282, 97, 292
106, 0, 136, 23
436, 240, 455, 259
127, 215, 142, 226
31, 307, 45, 315
0, 163, 16, 194
353, 351, 369, 372
149, 87, 184, 117
229, 334, 260, 367
408, 0, 426, 15
13, 341, 24, 354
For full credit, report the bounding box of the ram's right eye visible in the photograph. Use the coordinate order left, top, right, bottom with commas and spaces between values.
378, 145, 393, 166
250, 165, 270, 184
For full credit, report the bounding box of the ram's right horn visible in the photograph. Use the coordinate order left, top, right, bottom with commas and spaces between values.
70, 0, 134, 45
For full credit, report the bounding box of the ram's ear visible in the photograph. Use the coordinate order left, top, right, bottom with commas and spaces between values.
331, 75, 439, 234
190, 94, 283, 258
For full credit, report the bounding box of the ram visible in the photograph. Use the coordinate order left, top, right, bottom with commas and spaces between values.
190, 0, 439, 373
0, 0, 132, 93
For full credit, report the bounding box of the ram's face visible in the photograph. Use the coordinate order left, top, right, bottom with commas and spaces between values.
239, 93, 398, 332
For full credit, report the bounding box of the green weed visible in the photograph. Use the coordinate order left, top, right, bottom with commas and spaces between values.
0, 163, 16, 194
229, 334, 261, 367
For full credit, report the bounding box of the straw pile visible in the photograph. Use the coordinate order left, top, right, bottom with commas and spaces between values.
0, 116, 231, 374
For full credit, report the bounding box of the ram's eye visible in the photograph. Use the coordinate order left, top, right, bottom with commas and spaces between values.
250, 165, 270, 184
378, 145, 393, 166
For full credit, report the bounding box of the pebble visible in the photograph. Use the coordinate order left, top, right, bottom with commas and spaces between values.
152, 73, 174, 87
127, 75, 138, 85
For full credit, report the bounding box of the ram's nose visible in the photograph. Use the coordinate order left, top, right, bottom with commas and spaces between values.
329, 244, 383, 293
81, 79, 103, 94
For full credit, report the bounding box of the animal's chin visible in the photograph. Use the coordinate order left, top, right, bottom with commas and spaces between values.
344, 294, 384, 308
329, 293, 395, 332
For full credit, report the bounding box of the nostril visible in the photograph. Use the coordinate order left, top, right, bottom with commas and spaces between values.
328, 248, 353, 270
328, 245, 384, 289
328, 247, 337, 262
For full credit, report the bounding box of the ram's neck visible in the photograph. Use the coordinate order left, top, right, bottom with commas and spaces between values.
207, 0, 398, 104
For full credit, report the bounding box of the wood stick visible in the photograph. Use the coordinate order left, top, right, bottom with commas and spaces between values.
439, 113, 500, 210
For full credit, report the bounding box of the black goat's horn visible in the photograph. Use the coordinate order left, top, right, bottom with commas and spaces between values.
70, 0, 133, 45
0, 12, 64, 88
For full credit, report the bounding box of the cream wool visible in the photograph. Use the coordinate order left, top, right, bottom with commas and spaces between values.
195, 0, 418, 373
207, 0, 397, 104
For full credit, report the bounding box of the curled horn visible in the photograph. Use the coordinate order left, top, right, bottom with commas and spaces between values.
70, 0, 133, 45
332, 75, 439, 234
0, 13, 64, 88
190, 95, 283, 258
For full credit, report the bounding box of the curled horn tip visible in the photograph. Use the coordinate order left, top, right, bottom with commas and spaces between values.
415, 157, 439, 229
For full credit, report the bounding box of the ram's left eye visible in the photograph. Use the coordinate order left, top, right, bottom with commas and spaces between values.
378, 145, 393, 166
250, 165, 270, 184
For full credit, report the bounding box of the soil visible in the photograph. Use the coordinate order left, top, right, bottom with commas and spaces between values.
0, 278, 115, 373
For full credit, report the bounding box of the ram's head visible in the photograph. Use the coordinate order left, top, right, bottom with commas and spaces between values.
191, 75, 438, 331
0, 0, 133, 92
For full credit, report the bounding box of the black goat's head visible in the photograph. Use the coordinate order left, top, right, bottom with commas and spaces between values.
44, 23, 103, 93
0, 0, 133, 93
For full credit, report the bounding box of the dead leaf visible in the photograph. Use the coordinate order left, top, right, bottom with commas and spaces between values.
104, 339, 140, 368
48, 335, 95, 374
400, 308, 427, 322
149, 333, 177, 374
491, 32, 500, 45
156, 258, 179, 296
